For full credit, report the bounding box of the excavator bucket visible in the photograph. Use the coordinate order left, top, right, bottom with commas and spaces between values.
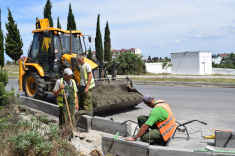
92, 78, 143, 114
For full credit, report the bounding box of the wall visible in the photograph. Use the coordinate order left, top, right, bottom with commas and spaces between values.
171, 52, 200, 75
145, 62, 171, 74
212, 68, 235, 75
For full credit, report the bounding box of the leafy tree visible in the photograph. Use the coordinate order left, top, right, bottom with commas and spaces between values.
6, 60, 12, 65
152, 57, 156, 62
0, 9, 4, 68
87, 47, 92, 60
67, 3, 76, 30
116, 53, 146, 75
104, 21, 111, 62
148, 55, 151, 61
221, 57, 225, 64
43, 0, 53, 27
5, 8, 23, 67
162, 60, 172, 78
95, 14, 103, 63
57, 17, 61, 29
160, 57, 162, 60
230, 52, 235, 63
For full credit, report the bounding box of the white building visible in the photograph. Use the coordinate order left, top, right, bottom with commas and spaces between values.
212, 57, 222, 64
111, 48, 141, 59
171, 51, 212, 75
134, 48, 141, 55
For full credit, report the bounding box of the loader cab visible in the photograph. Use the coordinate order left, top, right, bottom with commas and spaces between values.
28, 29, 83, 74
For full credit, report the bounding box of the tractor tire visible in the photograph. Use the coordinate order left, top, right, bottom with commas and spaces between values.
24, 72, 47, 100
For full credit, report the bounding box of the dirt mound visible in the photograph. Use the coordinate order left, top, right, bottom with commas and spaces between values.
92, 84, 143, 108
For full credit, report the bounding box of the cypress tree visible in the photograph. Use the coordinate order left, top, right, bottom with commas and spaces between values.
43, 0, 53, 27
95, 14, 103, 63
104, 21, 111, 62
67, 3, 76, 30
87, 46, 92, 60
5, 7, 23, 67
57, 17, 61, 29
0, 9, 4, 68
35, 17, 38, 29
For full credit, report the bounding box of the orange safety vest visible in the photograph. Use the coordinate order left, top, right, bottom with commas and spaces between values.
154, 100, 177, 141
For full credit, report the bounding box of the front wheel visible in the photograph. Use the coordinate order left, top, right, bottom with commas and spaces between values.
24, 72, 47, 100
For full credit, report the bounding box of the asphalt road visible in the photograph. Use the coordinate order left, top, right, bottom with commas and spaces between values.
7, 79, 235, 130
99, 85, 235, 130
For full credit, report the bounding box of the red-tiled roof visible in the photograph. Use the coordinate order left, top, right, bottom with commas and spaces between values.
18, 56, 27, 61
218, 53, 228, 57
93, 48, 137, 55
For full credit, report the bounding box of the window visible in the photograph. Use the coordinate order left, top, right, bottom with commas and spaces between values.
30, 33, 39, 59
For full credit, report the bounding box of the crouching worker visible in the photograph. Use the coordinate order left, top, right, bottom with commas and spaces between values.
124, 95, 177, 145
53, 68, 78, 129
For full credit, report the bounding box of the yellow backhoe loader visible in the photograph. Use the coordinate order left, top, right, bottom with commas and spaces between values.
19, 18, 142, 114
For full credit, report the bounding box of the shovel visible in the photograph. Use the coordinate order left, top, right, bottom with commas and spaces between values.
63, 88, 83, 150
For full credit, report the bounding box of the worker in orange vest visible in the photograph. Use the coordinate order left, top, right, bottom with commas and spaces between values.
125, 95, 177, 145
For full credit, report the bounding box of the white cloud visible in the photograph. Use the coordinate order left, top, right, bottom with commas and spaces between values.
174, 40, 181, 44
152, 41, 163, 47
2, 0, 235, 59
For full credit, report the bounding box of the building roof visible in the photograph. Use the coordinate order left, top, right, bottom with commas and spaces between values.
171, 51, 211, 54
218, 53, 228, 57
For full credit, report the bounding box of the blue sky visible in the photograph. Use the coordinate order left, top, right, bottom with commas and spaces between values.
1, 0, 235, 62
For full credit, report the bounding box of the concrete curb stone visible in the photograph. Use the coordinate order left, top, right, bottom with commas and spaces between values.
215, 131, 235, 148
77, 115, 92, 132
102, 134, 213, 156
92, 116, 131, 136
19, 96, 59, 117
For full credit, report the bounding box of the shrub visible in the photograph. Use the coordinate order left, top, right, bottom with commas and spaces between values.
0, 105, 77, 155
6, 60, 12, 65
38, 114, 49, 124
0, 87, 15, 106
116, 53, 146, 75
0, 69, 8, 86
0, 82, 4, 97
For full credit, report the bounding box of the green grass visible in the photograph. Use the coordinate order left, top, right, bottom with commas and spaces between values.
2, 65, 19, 77
130, 77, 235, 84
8, 73, 19, 78
4, 64, 235, 84
2, 65, 19, 72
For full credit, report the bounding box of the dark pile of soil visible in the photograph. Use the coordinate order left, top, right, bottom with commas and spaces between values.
92, 84, 143, 107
